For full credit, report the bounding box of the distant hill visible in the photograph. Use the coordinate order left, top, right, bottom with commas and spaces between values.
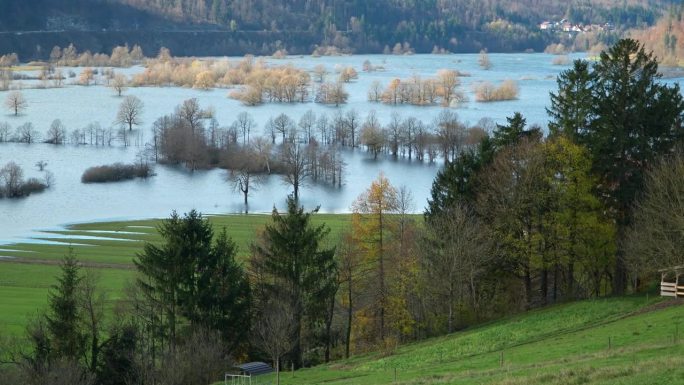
0, 0, 673, 59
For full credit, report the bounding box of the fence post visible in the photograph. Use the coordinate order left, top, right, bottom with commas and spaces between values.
608, 336, 611, 350
394, 367, 397, 382
500, 351, 504, 367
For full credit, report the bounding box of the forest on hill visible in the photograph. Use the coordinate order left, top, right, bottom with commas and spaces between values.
0, 0, 673, 59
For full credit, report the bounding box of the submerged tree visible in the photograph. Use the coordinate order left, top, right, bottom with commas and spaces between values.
5, 90, 26, 116
115, 95, 144, 131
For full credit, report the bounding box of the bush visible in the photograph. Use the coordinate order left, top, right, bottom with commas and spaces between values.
474, 80, 519, 102
0, 161, 49, 198
20, 177, 48, 195
552, 55, 570, 66
81, 163, 152, 183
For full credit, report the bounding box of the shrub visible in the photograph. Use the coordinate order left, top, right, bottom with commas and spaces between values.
474, 80, 519, 102
552, 55, 570, 66
81, 163, 152, 183
20, 177, 48, 195
0, 162, 49, 198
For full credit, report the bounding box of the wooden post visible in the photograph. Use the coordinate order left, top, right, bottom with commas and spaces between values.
677, 274, 681, 298
500, 351, 504, 367
394, 367, 397, 382
608, 336, 611, 350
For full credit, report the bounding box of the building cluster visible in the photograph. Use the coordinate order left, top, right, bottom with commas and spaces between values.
540, 19, 614, 33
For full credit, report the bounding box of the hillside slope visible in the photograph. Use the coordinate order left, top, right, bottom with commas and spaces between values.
0, 0, 673, 58
275, 297, 684, 385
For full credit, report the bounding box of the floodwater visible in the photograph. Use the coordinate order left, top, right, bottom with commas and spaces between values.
0, 52, 677, 243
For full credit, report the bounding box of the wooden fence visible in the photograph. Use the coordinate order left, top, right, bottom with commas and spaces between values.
660, 266, 684, 298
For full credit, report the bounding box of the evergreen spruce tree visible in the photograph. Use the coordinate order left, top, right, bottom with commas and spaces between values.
547, 60, 595, 140
46, 248, 85, 361
251, 196, 337, 368
193, 228, 251, 352
136, 210, 250, 352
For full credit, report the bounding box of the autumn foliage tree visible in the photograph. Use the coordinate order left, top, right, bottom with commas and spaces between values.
351, 174, 399, 344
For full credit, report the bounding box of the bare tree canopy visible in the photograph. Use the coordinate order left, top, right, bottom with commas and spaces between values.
5, 91, 27, 116
115, 95, 144, 131
111, 73, 128, 97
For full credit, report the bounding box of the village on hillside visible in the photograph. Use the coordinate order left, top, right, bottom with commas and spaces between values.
540, 19, 615, 33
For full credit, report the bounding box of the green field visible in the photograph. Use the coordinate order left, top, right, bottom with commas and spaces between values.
265, 297, 684, 385
0, 213, 353, 335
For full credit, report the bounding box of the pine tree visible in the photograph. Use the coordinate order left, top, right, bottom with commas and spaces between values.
193, 228, 251, 352
547, 60, 595, 140
136, 210, 250, 352
250, 196, 337, 367
46, 248, 85, 361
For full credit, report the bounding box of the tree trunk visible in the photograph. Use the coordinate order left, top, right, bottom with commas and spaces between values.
524, 265, 532, 309
540, 268, 548, 306
324, 294, 335, 362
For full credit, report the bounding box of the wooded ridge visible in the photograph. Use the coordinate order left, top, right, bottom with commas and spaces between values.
0, 0, 671, 58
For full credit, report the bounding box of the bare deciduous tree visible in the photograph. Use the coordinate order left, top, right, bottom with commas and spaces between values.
298, 110, 316, 144
5, 91, 27, 116
0, 161, 23, 197
280, 142, 311, 201
110, 73, 127, 97
626, 152, 684, 276
423, 204, 494, 333
234, 111, 255, 145
115, 95, 144, 131
46, 119, 67, 145
176, 98, 203, 134
360, 111, 385, 159
312, 64, 328, 83
251, 299, 295, 385
0, 121, 10, 142
226, 147, 264, 210
16, 122, 38, 144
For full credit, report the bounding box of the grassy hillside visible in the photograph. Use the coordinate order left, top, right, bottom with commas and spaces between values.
267, 297, 684, 385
